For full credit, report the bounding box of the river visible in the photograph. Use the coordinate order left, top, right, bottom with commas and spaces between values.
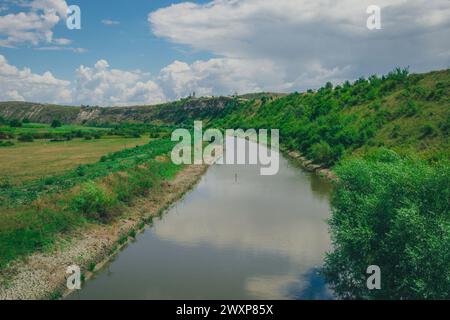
69, 139, 334, 300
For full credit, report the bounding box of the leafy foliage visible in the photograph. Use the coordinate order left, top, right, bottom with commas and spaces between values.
215, 68, 449, 165
9, 119, 22, 128
323, 150, 450, 299
50, 119, 62, 128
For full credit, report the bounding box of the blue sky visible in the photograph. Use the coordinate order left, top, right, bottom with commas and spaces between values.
1, 0, 212, 79
0, 0, 449, 106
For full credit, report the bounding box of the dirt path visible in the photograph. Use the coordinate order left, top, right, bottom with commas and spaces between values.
0, 164, 208, 300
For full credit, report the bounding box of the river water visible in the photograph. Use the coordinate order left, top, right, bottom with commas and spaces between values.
69, 139, 334, 300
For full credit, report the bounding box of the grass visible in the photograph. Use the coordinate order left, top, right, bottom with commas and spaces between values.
0, 122, 108, 135
0, 136, 149, 183
0, 138, 178, 207
0, 138, 182, 268
87, 262, 96, 272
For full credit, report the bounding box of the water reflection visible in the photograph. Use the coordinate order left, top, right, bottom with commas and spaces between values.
69, 141, 333, 300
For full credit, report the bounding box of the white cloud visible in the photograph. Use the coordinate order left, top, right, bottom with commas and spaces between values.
53, 37, 71, 45
0, 0, 69, 47
149, 0, 450, 92
159, 58, 288, 99
101, 19, 120, 26
73, 59, 166, 106
0, 54, 72, 103
0, 55, 166, 106
34, 46, 86, 53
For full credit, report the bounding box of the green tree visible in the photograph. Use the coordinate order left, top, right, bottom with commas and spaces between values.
310, 141, 333, 166
51, 119, 62, 128
18, 133, 34, 142
9, 119, 22, 127
323, 150, 450, 299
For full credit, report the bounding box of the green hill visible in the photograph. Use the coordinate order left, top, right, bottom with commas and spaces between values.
214, 68, 450, 165
0, 96, 238, 126
1, 68, 449, 165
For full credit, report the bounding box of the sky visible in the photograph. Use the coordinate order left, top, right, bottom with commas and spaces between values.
0, 0, 449, 106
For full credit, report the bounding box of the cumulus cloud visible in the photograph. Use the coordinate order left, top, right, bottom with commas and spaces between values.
34, 46, 86, 53
0, 55, 166, 106
149, 0, 450, 92
159, 58, 288, 98
0, 0, 69, 47
0, 54, 72, 103
1, 0, 449, 105
73, 59, 166, 106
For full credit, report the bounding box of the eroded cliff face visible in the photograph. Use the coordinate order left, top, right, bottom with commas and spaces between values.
0, 97, 238, 125
75, 108, 102, 123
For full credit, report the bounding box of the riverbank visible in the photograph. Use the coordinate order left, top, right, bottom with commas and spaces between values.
281, 146, 337, 181
0, 164, 208, 300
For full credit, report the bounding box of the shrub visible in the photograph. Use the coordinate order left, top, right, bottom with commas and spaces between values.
112, 168, 156, 203
9, 119, 22, 127
0, 132, 14, 139
403, 99, 419, 117
128, 229, 136, 238
51, 119, 62, 128
87, 262, 96, 272
323, 152, 450, 299
71, 182, 117, 221
421, 124, 436, 137
0, 141, 14, 147
310, 141, 334, 166
18, 133, 34, 142
389, 125, 401, 139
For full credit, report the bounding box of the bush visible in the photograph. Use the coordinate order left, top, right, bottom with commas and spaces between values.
0, 141, 14, 147
421, 124, 436, 137
112, 168, 156, 203
18, 133, 34, 142
323, 152, 450, 299
9, 119, 22, 127
51, 119, 62, 128
310, 141, 334, 166
403, 99, 420, 117
71, 182, 117, 221
22, 118, 30, 124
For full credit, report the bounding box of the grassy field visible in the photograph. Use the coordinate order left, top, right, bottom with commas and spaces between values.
0, 137, 180, 268
0, 122, 107, 136
0, 136, 149, 182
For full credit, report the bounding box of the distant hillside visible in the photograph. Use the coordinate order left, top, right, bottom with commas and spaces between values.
0, 96, 239, 126
238, 92, 288, 100
1, 68, 449, 164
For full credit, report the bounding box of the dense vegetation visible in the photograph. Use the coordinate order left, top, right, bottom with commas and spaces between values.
0, 121, 108, 143
214, 68, 449, 166
323, 149, 449, 299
